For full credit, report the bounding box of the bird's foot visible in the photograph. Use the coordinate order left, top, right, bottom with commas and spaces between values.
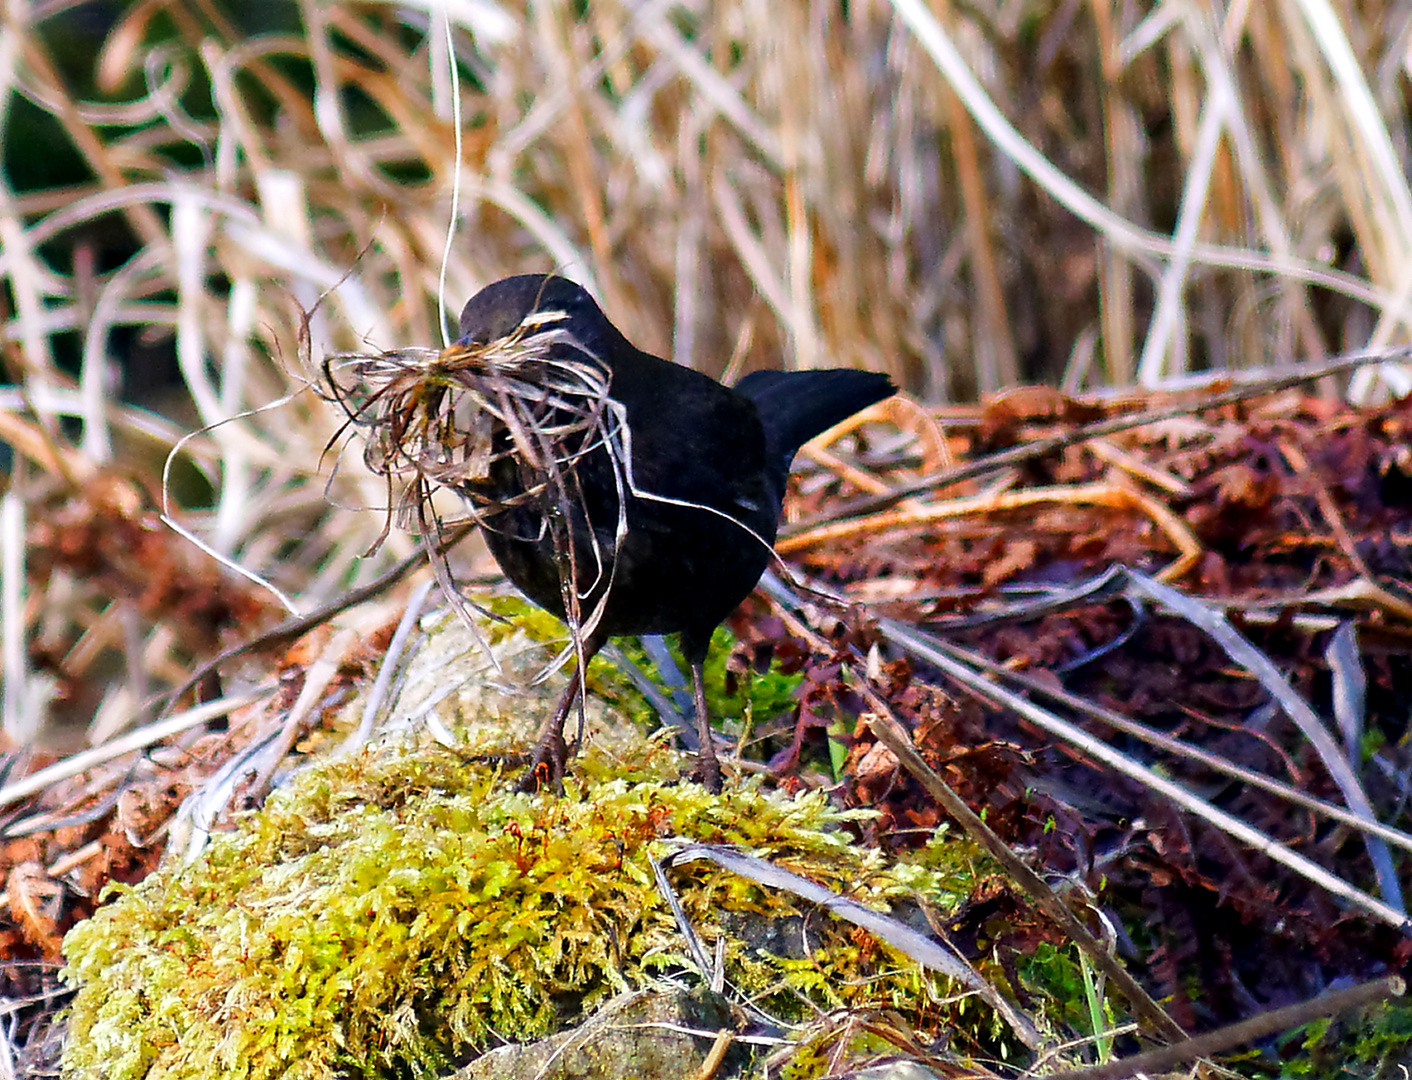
688, 660, 724, 794
691, 745, 723, 794
516, 732, 568, 794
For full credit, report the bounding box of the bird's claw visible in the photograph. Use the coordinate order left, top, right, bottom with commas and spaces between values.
517, 734, 567, 794
691, 748, 723, 794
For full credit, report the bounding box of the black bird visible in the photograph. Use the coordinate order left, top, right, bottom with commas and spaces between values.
454, 274, 894, 791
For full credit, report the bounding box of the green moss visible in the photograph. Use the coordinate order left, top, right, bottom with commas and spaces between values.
478, 595, 806, 741
476, 593, 663, 726
778, 1020, 915, 1080
479, 592, 571, 648
62, 733, 970, 1080
1017, 943, 1092, 1035
1254, 1001, 1412, 1079
679, 625, 805, 734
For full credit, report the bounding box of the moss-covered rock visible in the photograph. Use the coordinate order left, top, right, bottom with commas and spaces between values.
63, 735, 971, 1079
61, 609, 985, 1080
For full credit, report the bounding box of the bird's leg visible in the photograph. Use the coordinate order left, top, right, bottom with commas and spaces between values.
519, 637, 603, 793
519, 669, 578, 792
690, 661, 723, 794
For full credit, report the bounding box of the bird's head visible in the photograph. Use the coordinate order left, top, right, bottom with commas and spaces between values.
455, 274, 614, 353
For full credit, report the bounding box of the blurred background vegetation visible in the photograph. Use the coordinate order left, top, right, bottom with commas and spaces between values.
3, 0, 1411, 744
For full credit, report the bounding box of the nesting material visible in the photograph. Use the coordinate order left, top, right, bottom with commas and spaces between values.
323, 319, 613, 519
320, 312, 633, 645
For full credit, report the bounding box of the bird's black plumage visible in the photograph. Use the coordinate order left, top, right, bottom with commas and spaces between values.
456, 274, 894, 790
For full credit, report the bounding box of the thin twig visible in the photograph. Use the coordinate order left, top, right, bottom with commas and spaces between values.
1042, 975, 1404, 1080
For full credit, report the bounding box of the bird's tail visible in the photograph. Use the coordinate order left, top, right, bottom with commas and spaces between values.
734, 368, 895, 475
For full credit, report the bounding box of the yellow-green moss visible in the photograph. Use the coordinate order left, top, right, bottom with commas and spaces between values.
62, 731, 976, 1080
478, 594, 804, 739
478, 592, 658, 723
61, 602, 1019, 1080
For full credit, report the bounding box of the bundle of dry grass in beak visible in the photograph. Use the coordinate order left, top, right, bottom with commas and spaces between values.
325, 322, 618, 515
